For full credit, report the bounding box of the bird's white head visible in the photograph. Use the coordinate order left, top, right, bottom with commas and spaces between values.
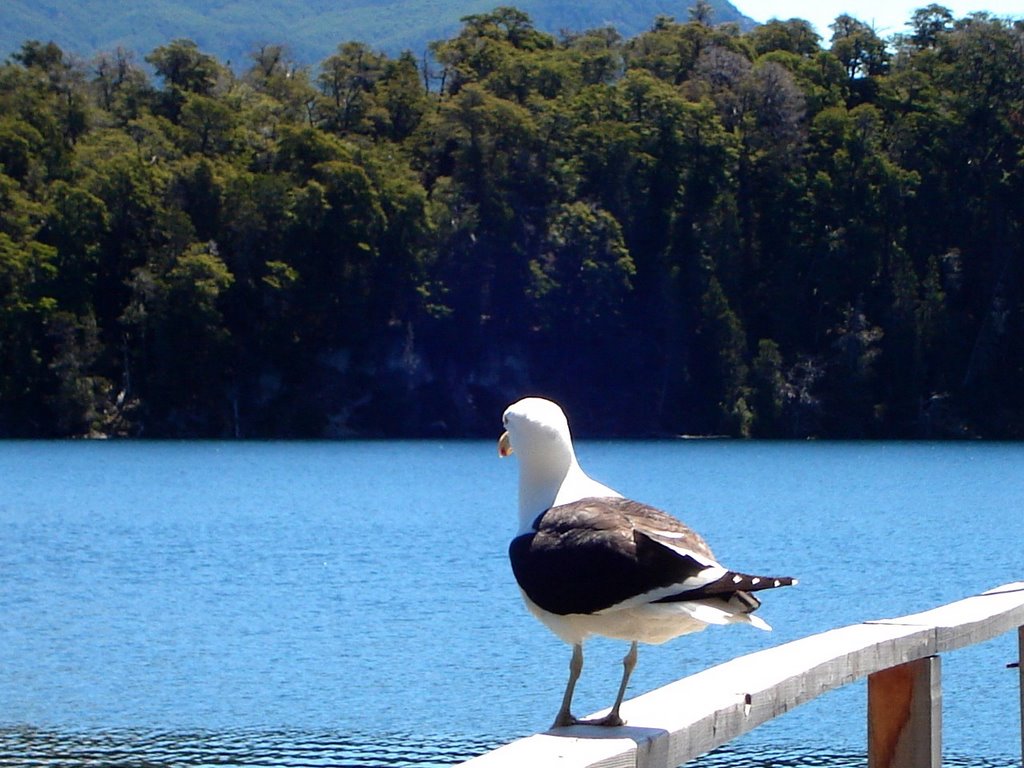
499, 397, 620, 532
499, 397, 572, 458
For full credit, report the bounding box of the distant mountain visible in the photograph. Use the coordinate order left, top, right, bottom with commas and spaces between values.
1, 0, 759, 68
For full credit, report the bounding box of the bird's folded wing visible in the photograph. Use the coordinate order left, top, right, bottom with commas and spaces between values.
511, 497, 733, 615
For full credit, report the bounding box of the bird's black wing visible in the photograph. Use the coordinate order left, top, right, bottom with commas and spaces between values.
508, 497, 718, 615
509, 496, 797, 615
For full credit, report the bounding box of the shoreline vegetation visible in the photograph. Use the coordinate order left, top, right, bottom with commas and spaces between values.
1, 6, 1022, 439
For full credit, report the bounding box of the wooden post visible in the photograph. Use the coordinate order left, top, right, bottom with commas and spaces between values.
1018, 625, 1023, 765
868, 656, 941, 768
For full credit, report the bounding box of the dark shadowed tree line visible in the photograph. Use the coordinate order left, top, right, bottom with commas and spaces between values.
1, 6, 1022, 438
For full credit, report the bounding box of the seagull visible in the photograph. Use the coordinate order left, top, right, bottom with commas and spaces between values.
498, 396, 796, 729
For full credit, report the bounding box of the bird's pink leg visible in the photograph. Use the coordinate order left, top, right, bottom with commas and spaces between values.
577, 641, 637, 727
551, 643, 584, 728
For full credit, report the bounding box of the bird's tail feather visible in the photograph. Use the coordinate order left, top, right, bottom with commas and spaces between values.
719, 572, 799, 594
675, 597, 774, 630
656, 572, 798, 605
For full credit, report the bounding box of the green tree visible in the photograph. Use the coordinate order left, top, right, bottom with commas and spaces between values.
431, 7, 555, 96
44, 310, 112, 435
372, 51, 429, 140
146, 39, 224, 120
697, 274, 751, 435
179, 92, 237, 156
750, 338, 786, 436
830, 15, 890, 102
124, 241, 235, 434
317, 41, 386, 133
12, 41, 90, 146
428, 82, 546, 333
907, 4, 954, 49
562, 27, 624, 87
806, 103, 918, 332
0, 232, 57, 433
528, 201, 635, 335
40, 180, 109, 313
748, 18, 822, 57
147, 39, 221, 95
91, 47, 149, 116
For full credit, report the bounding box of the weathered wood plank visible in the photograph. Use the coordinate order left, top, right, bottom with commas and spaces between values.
460, 583, 1024, 768
617, 622, 941, 767
868, 656, 941, 768
868, 583, 1024, 652
461, 732, 640, 768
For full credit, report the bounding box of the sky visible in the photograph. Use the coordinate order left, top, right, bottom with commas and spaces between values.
733, 0, 1021, 39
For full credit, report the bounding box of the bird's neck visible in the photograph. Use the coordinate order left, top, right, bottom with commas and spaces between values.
516, 454, 620, 534
516, 451, 572, 534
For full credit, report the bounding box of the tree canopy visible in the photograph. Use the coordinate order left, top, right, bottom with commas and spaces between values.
1, 7, 1022, 438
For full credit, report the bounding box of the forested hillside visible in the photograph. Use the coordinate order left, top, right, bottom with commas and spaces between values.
1, 0, 755, 66
2, 7, 1023, 438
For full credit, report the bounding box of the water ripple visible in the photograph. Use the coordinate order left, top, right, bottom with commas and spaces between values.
0, 727, 503, 768
702, 742, 1020, 768
2, 728, 1016, 768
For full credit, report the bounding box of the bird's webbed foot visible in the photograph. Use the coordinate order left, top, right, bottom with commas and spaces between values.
551, 711, 579, 729
575, 712, 625, 727
552, 711, 625, 728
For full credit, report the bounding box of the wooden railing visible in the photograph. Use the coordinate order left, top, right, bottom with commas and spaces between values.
462, 582, 1024, 768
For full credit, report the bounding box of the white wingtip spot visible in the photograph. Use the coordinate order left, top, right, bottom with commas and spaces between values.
774, 579, 781, 587
733, 574, 743, 584
752, 577, 761, 585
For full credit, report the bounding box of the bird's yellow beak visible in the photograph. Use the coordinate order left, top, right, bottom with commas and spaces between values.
498, 430, 513, 458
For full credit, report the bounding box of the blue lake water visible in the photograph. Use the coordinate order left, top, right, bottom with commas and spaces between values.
0, 440, 1022, 767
